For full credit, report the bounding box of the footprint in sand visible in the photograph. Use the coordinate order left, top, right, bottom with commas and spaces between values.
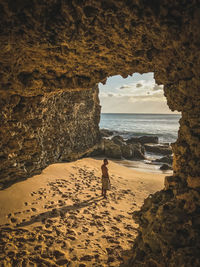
10, 217, 17, 223
88, 232, 94, 236
82, 227, 89, 233
111, 226, 120, 231
80, 255, 93, 261
31, 208, 37, 212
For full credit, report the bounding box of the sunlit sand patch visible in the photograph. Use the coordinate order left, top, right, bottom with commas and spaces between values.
0, 158, 165, 266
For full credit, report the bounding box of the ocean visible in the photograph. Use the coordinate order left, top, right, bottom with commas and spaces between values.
99, 113, 181, 173
100, 113, 181, 144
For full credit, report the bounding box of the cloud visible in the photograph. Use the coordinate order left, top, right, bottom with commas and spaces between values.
136, 83, 143, 88
128, 92, 165, 103
99, 94, 173, 114
152, 84, 163, 91
119, 85, 132, 90
108, 93, 113, 97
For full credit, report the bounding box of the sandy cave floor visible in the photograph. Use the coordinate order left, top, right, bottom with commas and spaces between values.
0, 158, 165, 266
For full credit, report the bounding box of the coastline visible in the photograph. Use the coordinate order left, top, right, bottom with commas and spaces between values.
111, 158, 173, 175
0, 158, 165, 266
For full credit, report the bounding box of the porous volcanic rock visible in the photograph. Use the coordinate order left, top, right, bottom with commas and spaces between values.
128, 189, 200, 267
0, 86, 101, 188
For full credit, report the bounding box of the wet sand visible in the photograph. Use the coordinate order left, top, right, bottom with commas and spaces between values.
0, 158, 165, 266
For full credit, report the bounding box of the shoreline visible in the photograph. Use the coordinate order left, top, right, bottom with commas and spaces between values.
96, 129, 174, 175
94, 155, 173, 175
0, 158, 165, 266
112, 158, 173, 175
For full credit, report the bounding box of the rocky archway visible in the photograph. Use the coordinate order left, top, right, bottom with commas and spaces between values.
0, 1, 200, 265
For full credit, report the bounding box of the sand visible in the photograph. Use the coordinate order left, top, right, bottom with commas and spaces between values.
0, 158, 165, 266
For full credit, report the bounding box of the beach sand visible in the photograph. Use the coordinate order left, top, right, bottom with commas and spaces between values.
0, 158, 165, 266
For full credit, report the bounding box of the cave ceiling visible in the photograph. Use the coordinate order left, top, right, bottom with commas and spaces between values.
0, 0, 199, 113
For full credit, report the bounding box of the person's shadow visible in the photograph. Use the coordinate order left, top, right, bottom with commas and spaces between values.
17, 196, 103, 227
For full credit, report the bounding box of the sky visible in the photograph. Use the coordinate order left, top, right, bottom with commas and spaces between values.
99, 73, 178, 114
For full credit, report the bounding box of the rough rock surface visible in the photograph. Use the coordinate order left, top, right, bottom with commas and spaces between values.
144, 144, 172, 155
103, 139, 122, 159
160, 163, 173, 171
92, 138, 146, 160
0, 87, 100, 188
111, 135, 125, 146
0, 0, 200, 266
129, 143, 146, 160
128, 190, 200, 267
153, 155, 173, 165
100, 129, 113, 137
127, 136, 159, 145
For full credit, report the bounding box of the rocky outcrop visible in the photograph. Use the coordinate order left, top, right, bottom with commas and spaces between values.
104, 139, 122, 159
0, 0, 200, 266
100, 129, 113, 137
127, 136, 159, 145
90, 137, 146, 160
144, 144, 172, 155
153, 155, 173, 165
111, 135, 125, 146
160, 163, 173, 170
0, 86, 100, 188
128, 190, 200, 267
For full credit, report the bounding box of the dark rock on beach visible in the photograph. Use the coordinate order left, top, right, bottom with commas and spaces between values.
100, 129, 114, 137
111, 135, 125, 146
104, 139, 122, 159
153, 156, 173, 165
144, 144, 172, 155
121, 144, 133, 159
90, 137, 146, 160
121, 143, 146, 160
127, 136, 159, 145
130, 143, 146, 160
160, 164, 173, 170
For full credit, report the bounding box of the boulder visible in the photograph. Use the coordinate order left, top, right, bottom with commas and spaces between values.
103, 139, 122, 159
127, 135, 159, 144
153, 155, 173, 165
112, 137, 145, 160
144, 144, 172, 155
121, 144, 133, 159
111, 135, 125, 146
87, 141, 104, 156
160, 164, 173, 170
100, 129, 113, 137
121, 143, 145, 160
138, 136, 159, 144
131, 143, 146, 160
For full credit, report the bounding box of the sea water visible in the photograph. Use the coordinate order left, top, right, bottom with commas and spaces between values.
99, 113, 181, 173
100, 113, 181, 143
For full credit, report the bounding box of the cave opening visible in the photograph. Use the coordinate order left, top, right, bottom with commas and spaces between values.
0, 0, 200, 265
98, 72, 180, 174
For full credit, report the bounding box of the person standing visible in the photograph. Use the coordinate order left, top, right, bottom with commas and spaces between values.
101, 158, 111, 199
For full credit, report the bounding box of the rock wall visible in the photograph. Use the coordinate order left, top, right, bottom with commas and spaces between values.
0, 0, 200, 266
0, 86, 101, 188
